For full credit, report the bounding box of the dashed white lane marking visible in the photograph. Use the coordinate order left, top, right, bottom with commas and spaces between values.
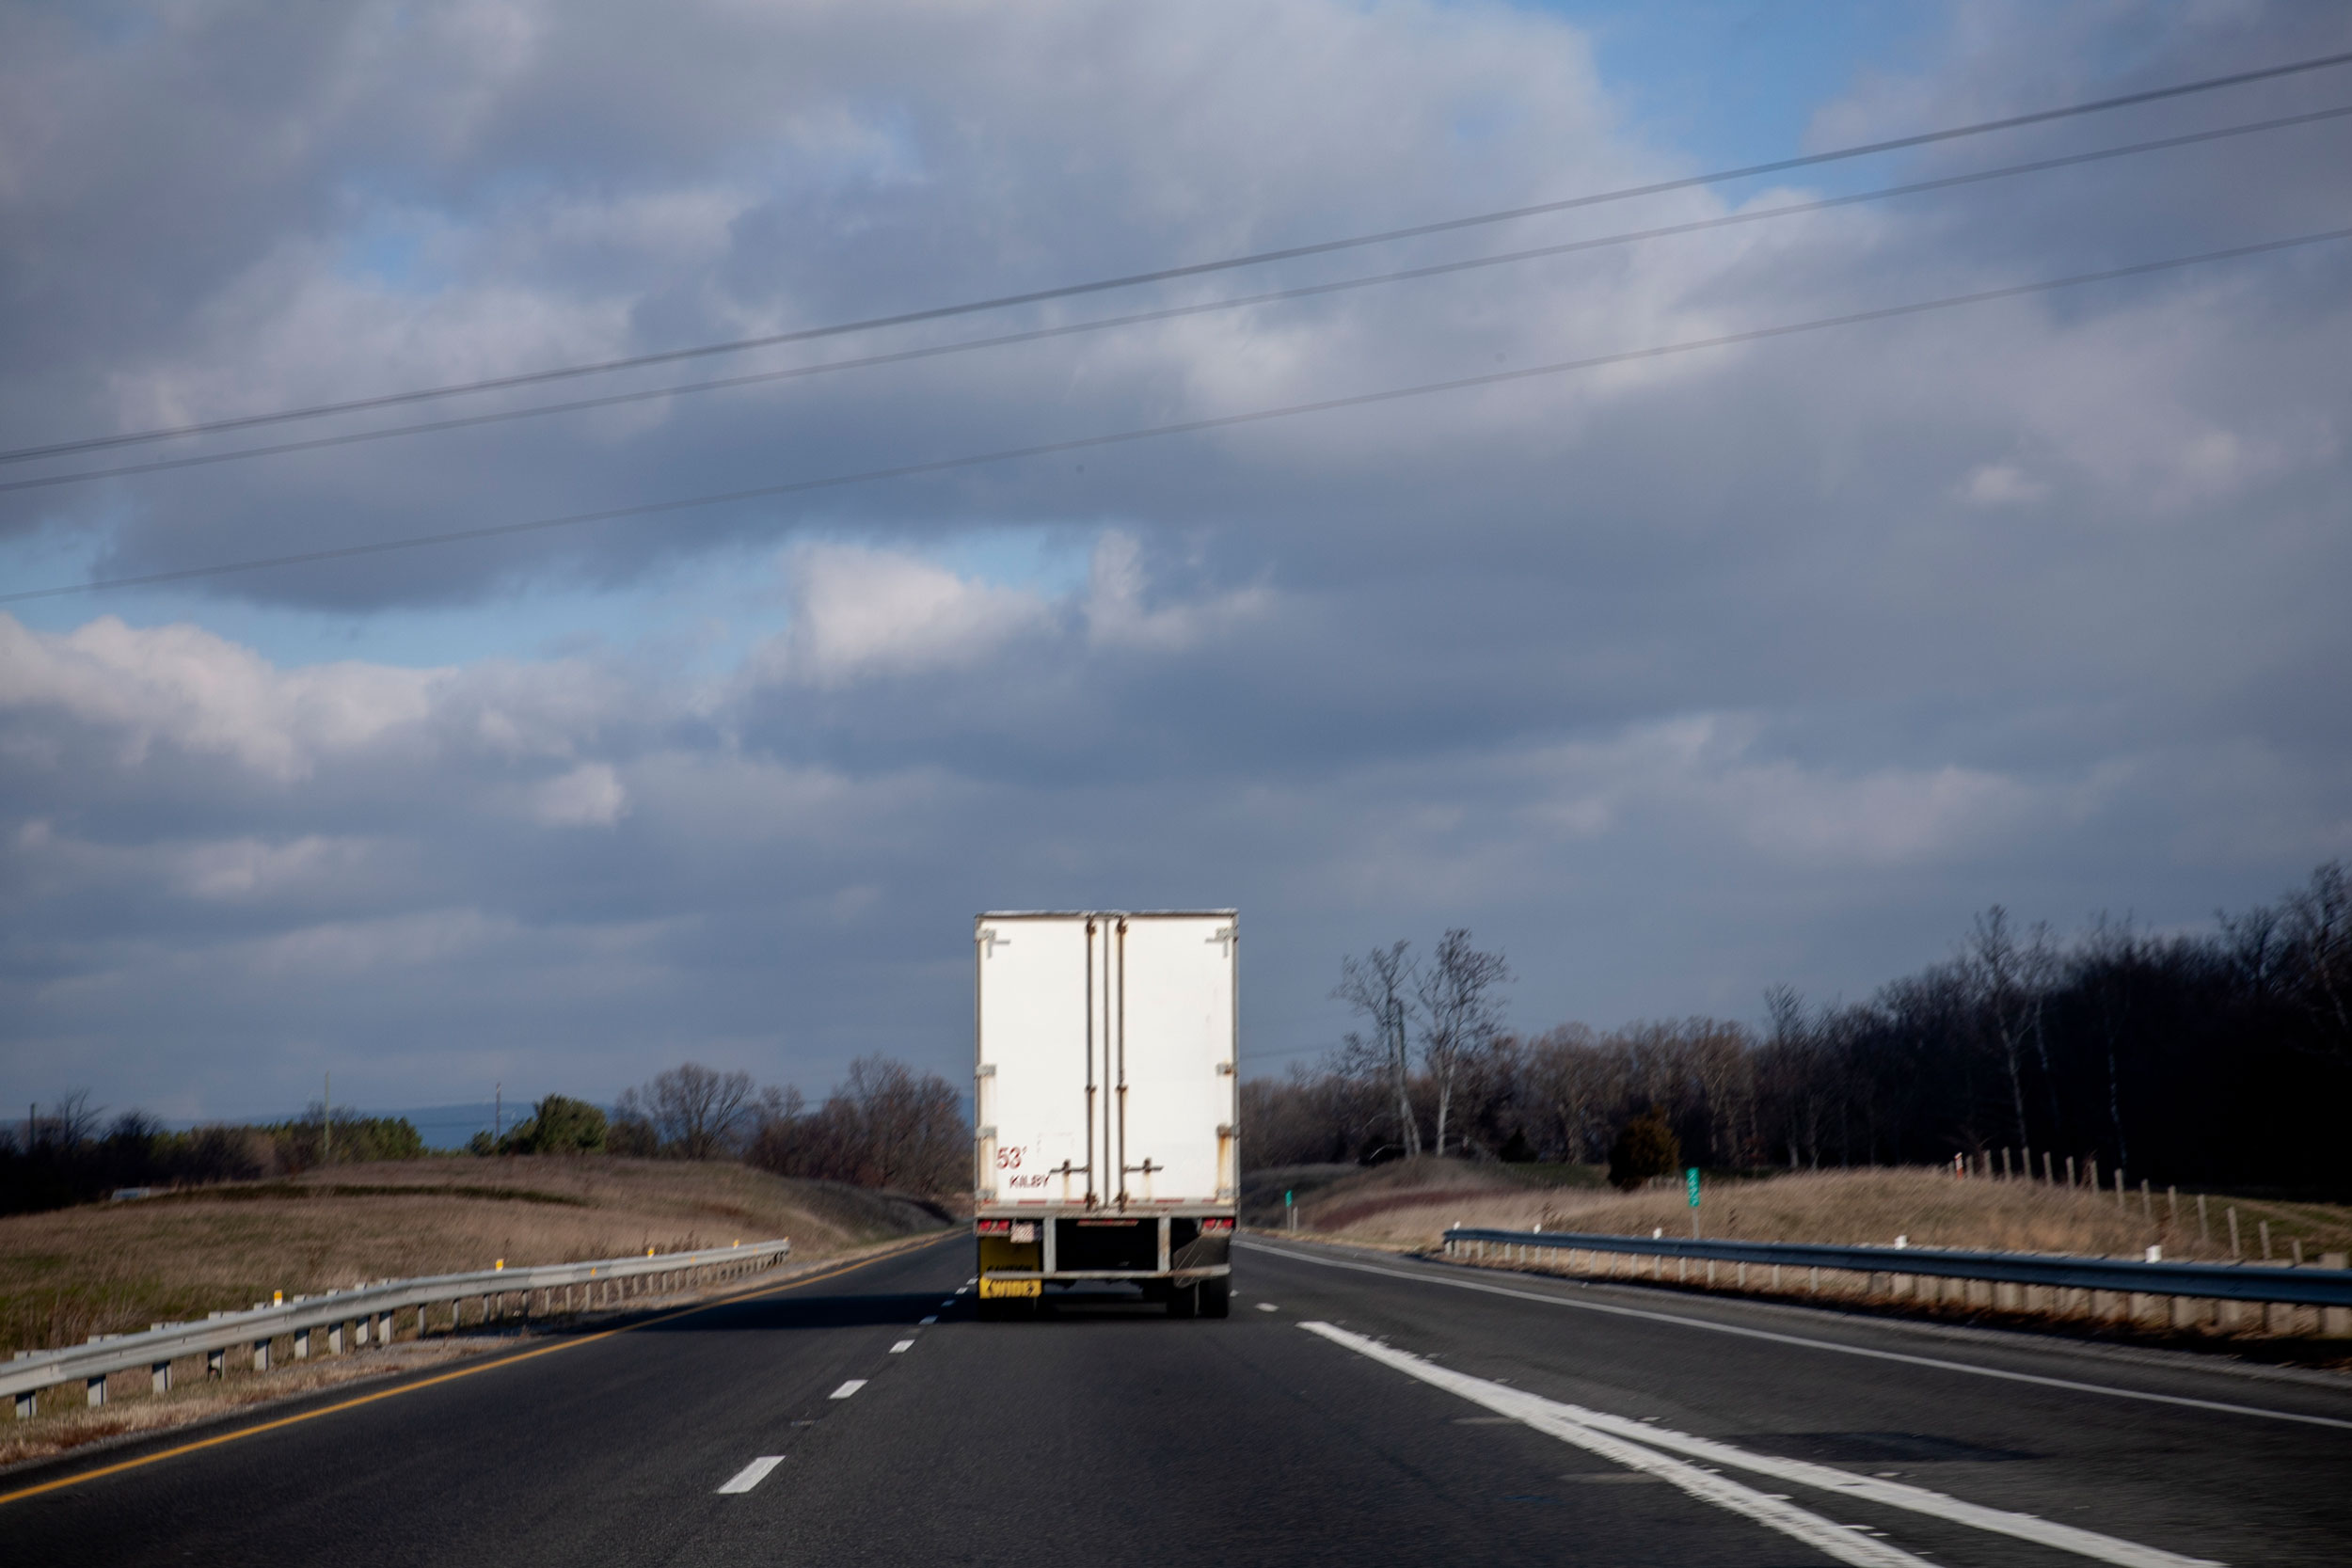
1300, 1323, 1923, 1568
920, 1316, 938, 1325
1247, 1240, 2352, 1433
829, 1380, 866, 1400
1255, 1302, 1278, 1312
717, 1456, 784, 1495
890, 1339, 914, 1354
1301, 1323, 2217, 1568
955, 1286, 970, 1295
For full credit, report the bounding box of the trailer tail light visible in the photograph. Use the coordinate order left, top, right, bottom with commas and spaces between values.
1200, 1217, 1234, 1233
976, 1219, 1012, 1235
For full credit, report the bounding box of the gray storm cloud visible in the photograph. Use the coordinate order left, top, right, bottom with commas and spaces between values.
2, 1, 2348, 1117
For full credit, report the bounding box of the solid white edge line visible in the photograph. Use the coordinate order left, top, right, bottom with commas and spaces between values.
830, 1379, 866, 1400
1300, 1323, 1929, 1568
1244, 1240, 2352, 1432
890, 1339, 914, 1354
1593, 1407, 2218, 1568
717, 1455, 784, 1495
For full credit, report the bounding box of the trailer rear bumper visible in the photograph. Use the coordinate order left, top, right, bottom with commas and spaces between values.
976, 1212, 1232, 1288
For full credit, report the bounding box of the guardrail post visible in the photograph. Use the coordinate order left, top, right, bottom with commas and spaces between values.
151, 1360, 170, 1395
2326, 1255, 2350, 1337
86, 1374, 106, 1408
293, 1327, 309, 1360
379, 1310, 394, 1345
253, 1338, 270, 1371
14, 1390, 32, 1419
207, 1347, 225, 1380
328, 1323, 343, 1355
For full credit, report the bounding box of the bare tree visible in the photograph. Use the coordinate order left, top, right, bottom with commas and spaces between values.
1524, 1022, 1612, 1162
37, 1090, 102, 1148
1334, 942, 1420, 1156
837, 1055, 964, 1192
1967, 906, 2035, 1148
620, 1063, 757, 1159
1416, 929, 1511, 1158
2280, 860, 2351, 1052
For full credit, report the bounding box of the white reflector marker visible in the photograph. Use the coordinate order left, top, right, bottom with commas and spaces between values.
717, 1456, 783, 1495
830, 1379, 866, 1400
1300, 1323, 2216, 1568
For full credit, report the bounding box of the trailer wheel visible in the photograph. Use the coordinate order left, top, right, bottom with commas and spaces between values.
1199, 1275, 1230, 1319
1166, 1281, 1200, 1319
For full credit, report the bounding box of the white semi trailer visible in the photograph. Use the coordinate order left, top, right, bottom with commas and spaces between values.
972, 910, 1238, 1318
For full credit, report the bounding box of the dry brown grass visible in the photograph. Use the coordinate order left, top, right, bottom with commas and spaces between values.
1301, 1163, 2352, 1261
0, 1156, 945, 1356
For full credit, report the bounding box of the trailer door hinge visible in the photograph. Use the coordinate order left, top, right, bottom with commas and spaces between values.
1216, 1061, 1234, 1075
976, 1125, 996, 1140
977, 1064, 996, 1077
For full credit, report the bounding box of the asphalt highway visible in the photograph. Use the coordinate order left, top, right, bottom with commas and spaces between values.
7, 1231, 2347, 1566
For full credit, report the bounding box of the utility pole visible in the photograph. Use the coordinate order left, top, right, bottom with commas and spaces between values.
494, 1083, 502, 1142
324, 1072, 331, 1165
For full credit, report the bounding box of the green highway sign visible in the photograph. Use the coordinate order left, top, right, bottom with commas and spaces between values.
1686, 1167, 1701, 1207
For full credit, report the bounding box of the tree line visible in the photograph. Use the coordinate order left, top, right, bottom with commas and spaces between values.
1246, 862, 2352, 1195
0, 1099, 426, 1216
606, 1056, 965, 1195
2, 1054, 968, 1216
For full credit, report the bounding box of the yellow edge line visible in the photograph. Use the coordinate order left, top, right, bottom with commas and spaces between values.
0, 1228, 957, 1508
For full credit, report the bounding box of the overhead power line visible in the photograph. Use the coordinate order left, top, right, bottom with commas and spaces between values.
8, 224, 2343, 609
10, 102, 2348, 497
6, 45, 2349, 468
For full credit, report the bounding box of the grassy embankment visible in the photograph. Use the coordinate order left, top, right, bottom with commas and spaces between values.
0, 1157, 951, 1464
1248, 1157, 2352, 1262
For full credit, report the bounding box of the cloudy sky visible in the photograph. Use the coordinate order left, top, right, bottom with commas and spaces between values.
4, 1, 2348, 1124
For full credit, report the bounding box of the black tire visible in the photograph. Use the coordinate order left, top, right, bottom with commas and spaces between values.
1199, 1275, 1230, 1319
1167, 1281, 1200, 1319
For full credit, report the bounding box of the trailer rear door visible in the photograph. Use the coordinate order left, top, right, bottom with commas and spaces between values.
1114, 913, 1237, 1205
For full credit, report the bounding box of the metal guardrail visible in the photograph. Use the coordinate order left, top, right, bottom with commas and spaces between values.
1442, 1227, 2352, 1307
6, 1237, 791, 1418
